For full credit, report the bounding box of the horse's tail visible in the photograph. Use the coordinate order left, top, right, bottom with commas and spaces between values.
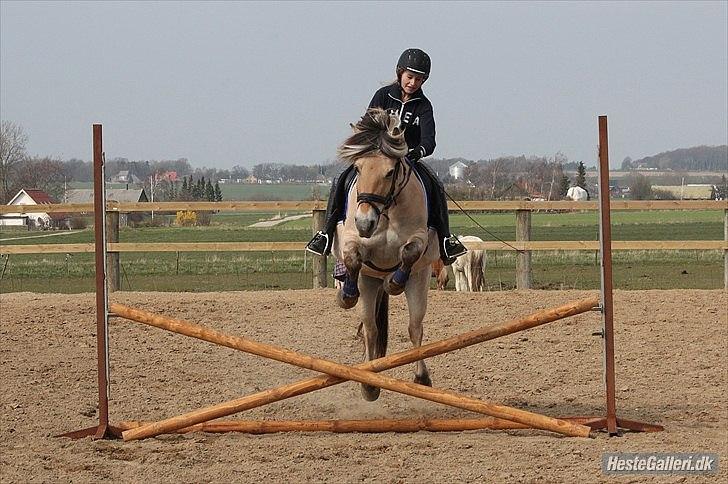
375, 291, 389, 357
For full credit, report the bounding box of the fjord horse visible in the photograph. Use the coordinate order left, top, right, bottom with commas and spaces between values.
331, 108, 440, 401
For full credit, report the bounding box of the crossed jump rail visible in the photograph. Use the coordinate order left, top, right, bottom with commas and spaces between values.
107, 298, 606, 440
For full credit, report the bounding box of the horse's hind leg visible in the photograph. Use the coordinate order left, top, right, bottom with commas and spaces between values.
358, 275, 386, 401
404, 269, 432, 386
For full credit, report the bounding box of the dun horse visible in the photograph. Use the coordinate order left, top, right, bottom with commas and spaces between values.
332, 108, 440, 401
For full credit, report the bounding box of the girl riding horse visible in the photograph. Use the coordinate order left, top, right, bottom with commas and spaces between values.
306, 48, 467, 265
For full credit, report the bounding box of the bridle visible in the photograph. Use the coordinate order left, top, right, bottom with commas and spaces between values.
355, 156, 413, 221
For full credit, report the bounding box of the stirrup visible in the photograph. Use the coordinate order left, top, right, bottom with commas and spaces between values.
305, 231, 331, 256
443, 236, 467, 259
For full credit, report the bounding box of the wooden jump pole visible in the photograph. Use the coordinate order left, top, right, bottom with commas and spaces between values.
113, 303, 590, 439
116, 416, 605, 435
112, 297, 598, 440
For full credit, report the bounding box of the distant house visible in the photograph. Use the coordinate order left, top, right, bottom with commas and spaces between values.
66, 188, 149, 225
651, 184, 715, 200
449, 161, 468, 180
112, 170, 143, 184
0, 189, 70, 228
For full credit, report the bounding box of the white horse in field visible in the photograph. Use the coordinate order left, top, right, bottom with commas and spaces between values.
452, 235, 485, 292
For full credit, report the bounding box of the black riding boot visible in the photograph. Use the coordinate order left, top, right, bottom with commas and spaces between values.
305, 165, 356, 256
413, 162, 468, 265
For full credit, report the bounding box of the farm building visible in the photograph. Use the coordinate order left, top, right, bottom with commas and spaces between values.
65, 188, 149, 225
651, 184, 716, 200
0, 188, 70, 228
448, 161, 468, 180
111, 170, 143, 185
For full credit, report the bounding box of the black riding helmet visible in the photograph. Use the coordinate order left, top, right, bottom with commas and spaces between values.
397, 48, 431, 79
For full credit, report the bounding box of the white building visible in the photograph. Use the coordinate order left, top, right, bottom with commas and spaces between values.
0, 189, 59, 227
449, 161, 468, 180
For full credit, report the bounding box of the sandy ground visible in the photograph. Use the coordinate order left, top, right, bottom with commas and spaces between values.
0, 289, 726, 483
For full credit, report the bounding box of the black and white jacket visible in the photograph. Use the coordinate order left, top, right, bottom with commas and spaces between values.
368, 83, 436, 160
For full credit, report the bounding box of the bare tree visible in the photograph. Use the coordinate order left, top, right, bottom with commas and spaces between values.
12, 156, 66, 201
0, 121, 29, 203
626, 173, 652, 200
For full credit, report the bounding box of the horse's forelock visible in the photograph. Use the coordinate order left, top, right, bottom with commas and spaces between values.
337, 108, 407, 163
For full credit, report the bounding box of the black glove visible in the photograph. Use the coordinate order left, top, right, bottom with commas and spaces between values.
405, 147, 424, 164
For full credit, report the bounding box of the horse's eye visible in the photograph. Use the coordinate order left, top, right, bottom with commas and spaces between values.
384, 169, 395, 179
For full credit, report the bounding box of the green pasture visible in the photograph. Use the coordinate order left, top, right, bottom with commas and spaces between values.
0, 209, 724, 293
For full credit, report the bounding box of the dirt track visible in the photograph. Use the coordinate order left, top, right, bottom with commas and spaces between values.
1, 289, 726, 483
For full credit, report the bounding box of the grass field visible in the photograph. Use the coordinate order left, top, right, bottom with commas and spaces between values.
1, 209, 724, 293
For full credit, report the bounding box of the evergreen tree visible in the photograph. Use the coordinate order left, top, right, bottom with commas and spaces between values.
189, 175, 198, 199
197, 177, 205, 200
576, 161, 587, 190
558, 175, 570, 198
205, 179, 214, 201
181, 176, 188, 193
214, 182, 223, 202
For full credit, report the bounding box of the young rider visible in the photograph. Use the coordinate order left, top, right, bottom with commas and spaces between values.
306, 48, 467, 264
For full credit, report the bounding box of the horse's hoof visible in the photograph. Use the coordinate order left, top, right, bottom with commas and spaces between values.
383, 276, 406, 296
336, 291, 359, 309
361, 384, 380, 401
414, 374, 432, 387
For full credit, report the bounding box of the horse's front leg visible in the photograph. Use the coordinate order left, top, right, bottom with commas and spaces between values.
404, 268, 432, 386
382, 234, 427, 296
336, 240, 362, 309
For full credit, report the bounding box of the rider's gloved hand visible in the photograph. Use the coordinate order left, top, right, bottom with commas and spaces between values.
404, 147, 425, 164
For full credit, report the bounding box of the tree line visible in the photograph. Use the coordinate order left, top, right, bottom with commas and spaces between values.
621, 145, 727, 171
2, 119, 723, 205
0, 120, 594, 204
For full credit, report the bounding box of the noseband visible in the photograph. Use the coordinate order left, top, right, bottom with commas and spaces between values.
356, 158, 412, 219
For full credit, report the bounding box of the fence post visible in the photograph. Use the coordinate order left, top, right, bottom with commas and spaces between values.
312, 209, 327, 288
724, 209, 727, 291
106, 211, 120, 292
516, 209, 531, 289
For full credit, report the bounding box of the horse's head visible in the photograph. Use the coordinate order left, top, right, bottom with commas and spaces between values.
338, 108, 408, 238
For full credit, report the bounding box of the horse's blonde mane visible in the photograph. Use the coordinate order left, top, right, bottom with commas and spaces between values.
337, 108, 408, 163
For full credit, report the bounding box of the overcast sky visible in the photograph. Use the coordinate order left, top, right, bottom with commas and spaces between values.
1, 1, 726, 169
